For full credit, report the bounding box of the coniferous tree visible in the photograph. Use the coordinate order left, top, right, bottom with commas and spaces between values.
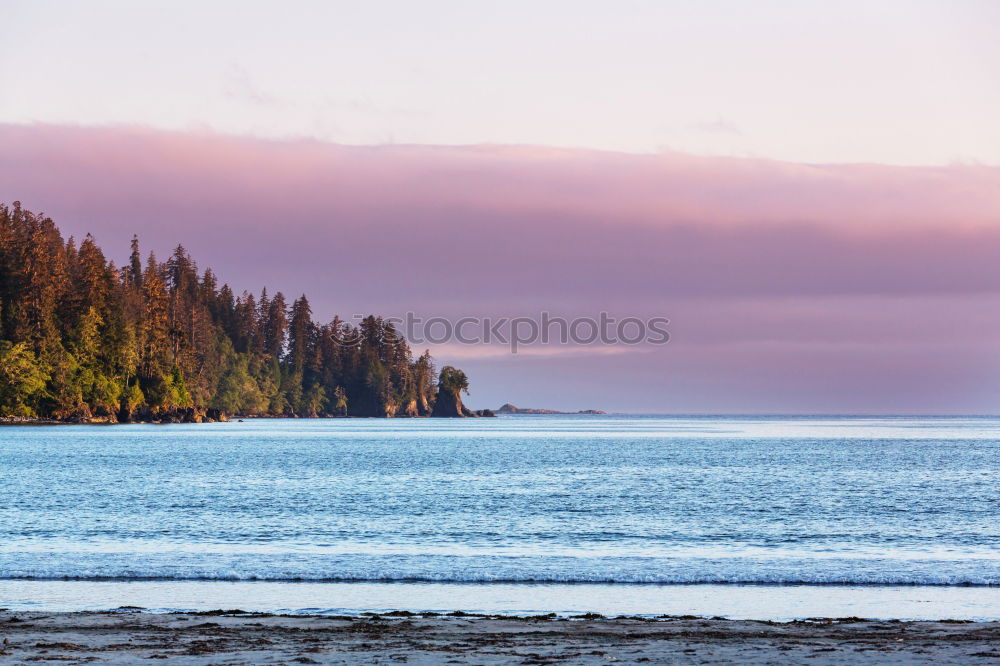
0, 202, 472, 422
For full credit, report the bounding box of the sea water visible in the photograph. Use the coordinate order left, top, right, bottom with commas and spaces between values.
1, 415, 998, 619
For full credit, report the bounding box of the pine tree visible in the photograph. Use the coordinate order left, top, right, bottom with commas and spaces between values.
0, 202, 473, 421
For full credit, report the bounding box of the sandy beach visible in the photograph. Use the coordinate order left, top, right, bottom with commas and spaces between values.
1, 609, 998, 664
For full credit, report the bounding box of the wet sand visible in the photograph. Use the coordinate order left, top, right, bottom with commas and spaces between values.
1, 609, 999, 664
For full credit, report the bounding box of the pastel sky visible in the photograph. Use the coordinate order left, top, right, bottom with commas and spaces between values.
2, 2, 999, 412
3, 0, 999, 164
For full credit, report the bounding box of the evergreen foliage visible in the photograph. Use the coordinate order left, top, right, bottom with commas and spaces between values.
0, 202, 449, 421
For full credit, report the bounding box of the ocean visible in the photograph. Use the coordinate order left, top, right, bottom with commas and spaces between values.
1, 415, 998, 619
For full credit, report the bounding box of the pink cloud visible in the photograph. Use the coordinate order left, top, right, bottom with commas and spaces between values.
2, 123, 999, 412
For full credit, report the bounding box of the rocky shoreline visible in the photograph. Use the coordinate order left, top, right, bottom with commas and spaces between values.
0, 407, 228, 426
0, 610, 997, 664
0, 409, 500, 425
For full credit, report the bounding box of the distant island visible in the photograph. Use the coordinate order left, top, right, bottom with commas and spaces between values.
0, 202, 481, 423
496, 403, 606, 415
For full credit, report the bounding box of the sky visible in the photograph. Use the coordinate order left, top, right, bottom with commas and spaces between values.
2, 1, 1000, 412
3, 0, 1000, 164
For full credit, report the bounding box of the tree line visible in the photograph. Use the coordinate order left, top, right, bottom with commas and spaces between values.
0, 202, 470, 422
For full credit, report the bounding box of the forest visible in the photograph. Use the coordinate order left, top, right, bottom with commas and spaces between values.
0, 201, 474, 422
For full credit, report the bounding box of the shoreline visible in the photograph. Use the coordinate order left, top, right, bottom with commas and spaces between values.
5, 579, 998, 622
0, 413, 506, 425
1, 610, 998, 664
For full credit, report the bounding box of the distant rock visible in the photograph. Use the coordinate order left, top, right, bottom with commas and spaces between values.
496, 403, 606, 415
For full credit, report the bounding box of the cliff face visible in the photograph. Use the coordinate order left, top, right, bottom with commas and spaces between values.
431, 388, 466, 417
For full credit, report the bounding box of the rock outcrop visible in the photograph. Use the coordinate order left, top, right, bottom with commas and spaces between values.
496, 403, 606, 415
431, 366, 472, 417
431, 394, 496, 418
117, 406, 229, 424
432, 387, 466, 417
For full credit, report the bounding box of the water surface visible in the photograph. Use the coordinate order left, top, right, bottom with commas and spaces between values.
1, 415, 998, 617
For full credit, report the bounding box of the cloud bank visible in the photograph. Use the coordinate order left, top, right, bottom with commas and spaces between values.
2, 123, 999, 412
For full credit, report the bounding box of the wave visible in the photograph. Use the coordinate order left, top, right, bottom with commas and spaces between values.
1, 574, 997, 586
1, 552, 998, 586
